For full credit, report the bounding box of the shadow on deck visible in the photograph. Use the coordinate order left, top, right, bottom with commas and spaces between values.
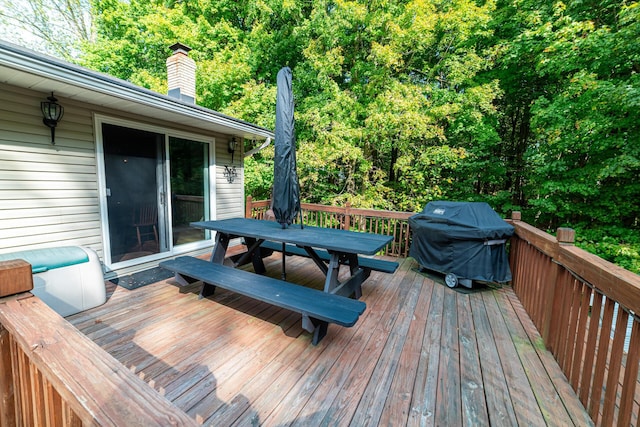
67, 253, 592, 426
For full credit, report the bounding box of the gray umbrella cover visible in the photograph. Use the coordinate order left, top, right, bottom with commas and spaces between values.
272, 67, 301, 228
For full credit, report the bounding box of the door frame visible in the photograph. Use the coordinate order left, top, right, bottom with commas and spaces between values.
94, 114, 216, 271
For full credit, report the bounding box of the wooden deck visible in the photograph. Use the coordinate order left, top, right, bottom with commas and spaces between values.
67, 252, 593, 426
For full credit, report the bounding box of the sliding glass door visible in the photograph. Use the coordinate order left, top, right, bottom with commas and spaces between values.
100, 121, 212, 265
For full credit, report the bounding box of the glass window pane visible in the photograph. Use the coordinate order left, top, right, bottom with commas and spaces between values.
169, 137, 209, 246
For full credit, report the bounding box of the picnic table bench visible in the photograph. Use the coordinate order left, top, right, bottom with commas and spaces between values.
258, 240, 399, 274
159, 256, 366, 345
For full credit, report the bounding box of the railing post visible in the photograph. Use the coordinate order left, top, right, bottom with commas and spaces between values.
542, 227, 576, 349
0, 260, 33, 298
245, 195, 253, 219
0, 260, 31, 426
557, 227, 575, 245
0, 324, 15, 426
344, 202, 351, 230
508, 211, 521, 290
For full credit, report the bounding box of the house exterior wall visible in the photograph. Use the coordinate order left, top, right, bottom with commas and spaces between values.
215, 141, 245, 219
0, 84, 103, 256
0, 82, 246, 276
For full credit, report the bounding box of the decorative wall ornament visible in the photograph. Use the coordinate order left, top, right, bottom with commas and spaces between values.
224, 165, 238, 183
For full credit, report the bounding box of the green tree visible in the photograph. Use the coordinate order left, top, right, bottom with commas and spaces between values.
295, 0, 501, 208
485, 0, 640, 270
0, 0, 93, 59
524, 2, 640, 231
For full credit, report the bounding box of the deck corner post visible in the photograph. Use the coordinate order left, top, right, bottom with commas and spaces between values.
344, 202, 351, 230
245, 195, 253, 219
0, 324, 16, 427
556, 227, 575, 245
511, 211, 522, 221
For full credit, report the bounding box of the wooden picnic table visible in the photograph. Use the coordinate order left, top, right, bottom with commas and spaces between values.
161, 218, 395, 344
191, 218, 394, 298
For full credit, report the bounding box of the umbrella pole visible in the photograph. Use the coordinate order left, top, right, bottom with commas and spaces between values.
281, 242, 286, 280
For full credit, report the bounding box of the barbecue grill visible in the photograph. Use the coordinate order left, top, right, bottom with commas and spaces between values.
409, 201, 514, 288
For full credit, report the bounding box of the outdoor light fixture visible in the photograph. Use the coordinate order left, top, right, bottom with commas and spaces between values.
41, 92, 64, 145
224, 165, 238, 183
228, 137, 238, 163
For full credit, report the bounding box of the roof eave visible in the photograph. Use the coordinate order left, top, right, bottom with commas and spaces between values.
0, 40, 274, 141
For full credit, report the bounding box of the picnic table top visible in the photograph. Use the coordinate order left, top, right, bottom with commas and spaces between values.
191, 218, 392, 256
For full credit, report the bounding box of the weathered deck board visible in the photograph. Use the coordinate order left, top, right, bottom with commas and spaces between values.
482, 290, 546, 426
469, 292, 520, 425
67, 254, 591, 426
378, 274, 434, 426
286, 258, 416, 426
457, 293, 490, 426
407, 280, 445, 426
496, 286, 574, 425
435, 290, 462, 426
349, 268, 423, 426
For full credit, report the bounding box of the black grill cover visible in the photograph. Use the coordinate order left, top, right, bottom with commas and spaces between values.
409, 201, 515, 283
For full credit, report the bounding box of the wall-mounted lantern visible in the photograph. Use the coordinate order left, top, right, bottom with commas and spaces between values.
41, 92, 64, 145
228, 137, 238, 163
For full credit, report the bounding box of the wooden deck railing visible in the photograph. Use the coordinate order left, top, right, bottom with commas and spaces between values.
247, 198, 640, 426
0, 291, 197, 426
508, 212, 640, 427
245, 196, 414, 257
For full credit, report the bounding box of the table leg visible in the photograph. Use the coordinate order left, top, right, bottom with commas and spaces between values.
324, 252, 341, 293
312, 322, 329, 345
199, 281, 216, 299
303, 246, 329, 276
209, 232, 230, 264
201, 231, 230, 298
302, 314, 329, 345
233, 238, 265, 267
244, 237, 266, 274
346, 254, 363, 299
324, 252, 367, 299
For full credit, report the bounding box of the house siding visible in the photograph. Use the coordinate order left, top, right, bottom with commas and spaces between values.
0, 82, 250, 277
215, 141, 245, 220
0, 84, 103, 257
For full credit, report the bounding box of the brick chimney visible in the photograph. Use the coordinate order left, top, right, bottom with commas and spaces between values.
166, 42, 196, 104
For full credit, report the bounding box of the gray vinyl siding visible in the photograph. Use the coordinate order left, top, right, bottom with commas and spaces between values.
0, 82, 247, 275
215, 141, 245, 220
0, 84, 103, 257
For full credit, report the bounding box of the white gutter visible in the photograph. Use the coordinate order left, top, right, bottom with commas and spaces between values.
244, 137, 273, 157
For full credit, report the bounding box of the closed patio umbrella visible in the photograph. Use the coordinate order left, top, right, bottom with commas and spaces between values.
272, 66, 301, 229
271, 67, 301, 280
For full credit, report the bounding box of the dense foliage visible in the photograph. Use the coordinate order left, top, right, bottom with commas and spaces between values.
2, 0, 638, 272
